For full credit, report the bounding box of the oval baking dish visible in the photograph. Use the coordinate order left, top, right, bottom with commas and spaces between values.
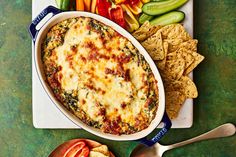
29, 6, 171, 146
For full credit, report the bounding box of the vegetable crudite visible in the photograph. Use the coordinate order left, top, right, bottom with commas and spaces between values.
54, 0, 189, 32
142, 0, 189, 16
150, 11, 185, 26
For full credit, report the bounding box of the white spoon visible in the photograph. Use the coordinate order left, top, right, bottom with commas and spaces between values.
130, 123, 236, 157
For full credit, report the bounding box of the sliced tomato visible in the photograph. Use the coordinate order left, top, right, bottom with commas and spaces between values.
49, 139, 84, 157
65, 142, 86, 157
75, 146, 90, 157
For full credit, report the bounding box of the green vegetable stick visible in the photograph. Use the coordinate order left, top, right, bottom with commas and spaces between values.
142, 0, 189, 15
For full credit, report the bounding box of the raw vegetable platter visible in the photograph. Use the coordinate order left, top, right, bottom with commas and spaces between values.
32, 0, 194, 129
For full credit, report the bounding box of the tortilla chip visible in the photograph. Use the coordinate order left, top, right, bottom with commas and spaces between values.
179, 39, 198, 52
176, 48, 195, 70
164, 52, 185, 80
164, 78, 181, 92
142, 31, 165, 60
91, 145, 110, 156
164, 39, 183, 52
164, 39, 198, 53
89, 151, 109, 157
155, 41, 168, 70
166, 91, 186, 119
157, 24, 176, 39
184, 51, 205, 75
132, 21, 162, 41
164, 76, 198, 98
158, 24, 191, 41
179, 76, 198, 98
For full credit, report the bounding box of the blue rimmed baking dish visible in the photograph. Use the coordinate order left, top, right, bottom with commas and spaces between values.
29, 5, 171, 146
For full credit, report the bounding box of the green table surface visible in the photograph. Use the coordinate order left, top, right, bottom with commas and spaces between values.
0, 0, 236, 156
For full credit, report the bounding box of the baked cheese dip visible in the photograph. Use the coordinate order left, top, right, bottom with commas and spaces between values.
42, 17, 159, 135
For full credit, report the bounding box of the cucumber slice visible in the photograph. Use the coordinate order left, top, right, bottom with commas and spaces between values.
142, 0, 188, 15
138, 13, 154, 24
55, 0, 62, 8
150, 11, 185, 26
55, 0, 70, 10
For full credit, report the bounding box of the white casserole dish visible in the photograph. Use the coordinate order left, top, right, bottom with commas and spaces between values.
29, 6, 171, 145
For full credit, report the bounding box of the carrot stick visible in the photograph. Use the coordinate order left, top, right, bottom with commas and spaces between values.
84, 0, 91, 11
76, 0, 84, 11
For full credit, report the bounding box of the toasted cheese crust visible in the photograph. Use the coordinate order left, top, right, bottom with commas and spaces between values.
42, 17, 159, 134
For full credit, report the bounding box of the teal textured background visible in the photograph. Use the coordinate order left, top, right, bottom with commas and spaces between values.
0, 0, 235, 156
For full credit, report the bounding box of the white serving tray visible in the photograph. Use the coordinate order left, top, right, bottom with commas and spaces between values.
32, 0, 193, 129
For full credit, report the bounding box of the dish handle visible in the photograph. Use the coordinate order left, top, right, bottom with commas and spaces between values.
28, 5, 61, 42
139, 112, 172, 147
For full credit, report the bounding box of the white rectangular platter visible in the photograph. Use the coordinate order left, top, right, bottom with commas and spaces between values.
32, 0, 193, 129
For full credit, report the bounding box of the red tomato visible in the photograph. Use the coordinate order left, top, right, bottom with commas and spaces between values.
65, 142, 86, 157
75, 146, 90, 157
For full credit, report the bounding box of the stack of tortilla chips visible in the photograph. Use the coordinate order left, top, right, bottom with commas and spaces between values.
133, 22, 204, 119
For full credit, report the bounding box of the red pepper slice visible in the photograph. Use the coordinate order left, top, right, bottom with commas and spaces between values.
109, 5, 126, 28
97, 0, 111, 19
125, 0, 140, 6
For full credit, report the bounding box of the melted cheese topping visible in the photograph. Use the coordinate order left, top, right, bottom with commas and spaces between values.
43, 17, 158, 134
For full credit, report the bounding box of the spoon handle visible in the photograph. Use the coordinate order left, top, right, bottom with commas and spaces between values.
166, 123, 235, 150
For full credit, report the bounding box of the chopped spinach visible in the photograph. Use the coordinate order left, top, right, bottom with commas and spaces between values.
64, 92, 78, 110
148, 101, 156, 111
88, 120, 101, 128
